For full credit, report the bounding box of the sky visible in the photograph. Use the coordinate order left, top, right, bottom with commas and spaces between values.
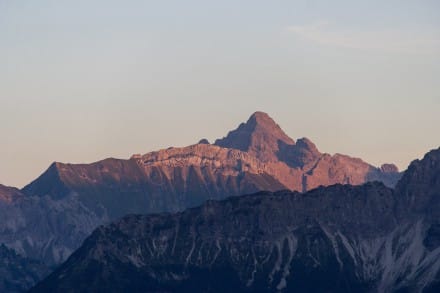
1, 0, 439, 187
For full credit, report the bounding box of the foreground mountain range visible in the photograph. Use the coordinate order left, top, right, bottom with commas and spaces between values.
32, 147, 440, 292
0, 112, 402, 291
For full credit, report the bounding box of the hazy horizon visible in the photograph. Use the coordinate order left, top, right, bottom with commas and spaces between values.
1, 0, 439, 187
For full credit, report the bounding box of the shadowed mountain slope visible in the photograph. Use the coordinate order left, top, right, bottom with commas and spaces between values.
0, 244, 50, 293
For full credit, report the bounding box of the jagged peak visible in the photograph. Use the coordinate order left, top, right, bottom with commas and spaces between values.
246, 112, 293, 141
214, 112, 295, 161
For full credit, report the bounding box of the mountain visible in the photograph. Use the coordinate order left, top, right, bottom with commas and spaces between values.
5, 113, 400, 259
6, 113, 398, 266
23, 112, 400, 204
214, 111, 400, 190
214, 111, 298, 162
0, 185, 108, 265
23, 147, 285, 220
31, 148, 440, 292
395, 148, 440, 219
0, 112, 401, 289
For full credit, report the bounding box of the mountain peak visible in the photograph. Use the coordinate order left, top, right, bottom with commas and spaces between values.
249, 111, 273, 123
247, 111, 289, 134
214, 112, 295, 161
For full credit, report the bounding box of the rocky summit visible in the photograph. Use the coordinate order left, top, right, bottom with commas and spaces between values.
31, 148, 440, 292
0, 112, 402, 290
214, 111, 297, 161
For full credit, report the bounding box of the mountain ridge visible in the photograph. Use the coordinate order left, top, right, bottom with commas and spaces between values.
214, 111, 296, 161
0, 111, 403, 290
8, 112, 400, 267
23, 112, 401, 198
30, 147, 440, 292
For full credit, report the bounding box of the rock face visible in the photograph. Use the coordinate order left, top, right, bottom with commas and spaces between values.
0, 189, 109, 265
23, 150, 285, 220
215, 111, 296, 161
214, 111, 400, 190
0, 244, 50, 293
0, 112, 401, 289
32, 148, 440, 292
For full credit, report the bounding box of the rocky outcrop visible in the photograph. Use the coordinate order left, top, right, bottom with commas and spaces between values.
31, 148, 440, 292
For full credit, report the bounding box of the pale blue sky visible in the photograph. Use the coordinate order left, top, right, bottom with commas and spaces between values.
1, 0, 439, 187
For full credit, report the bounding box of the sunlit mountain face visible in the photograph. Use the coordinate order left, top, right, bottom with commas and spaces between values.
0, 112, 405, 291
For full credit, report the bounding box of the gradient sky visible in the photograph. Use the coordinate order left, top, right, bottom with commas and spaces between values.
1, 0, 439, 187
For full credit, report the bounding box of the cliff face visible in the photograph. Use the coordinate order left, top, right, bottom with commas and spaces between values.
214, 112, 297, 162
31, 149, 440, 292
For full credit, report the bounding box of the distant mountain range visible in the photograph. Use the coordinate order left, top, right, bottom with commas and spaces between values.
0, 112, 402, 290
32, 147, 440, 292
